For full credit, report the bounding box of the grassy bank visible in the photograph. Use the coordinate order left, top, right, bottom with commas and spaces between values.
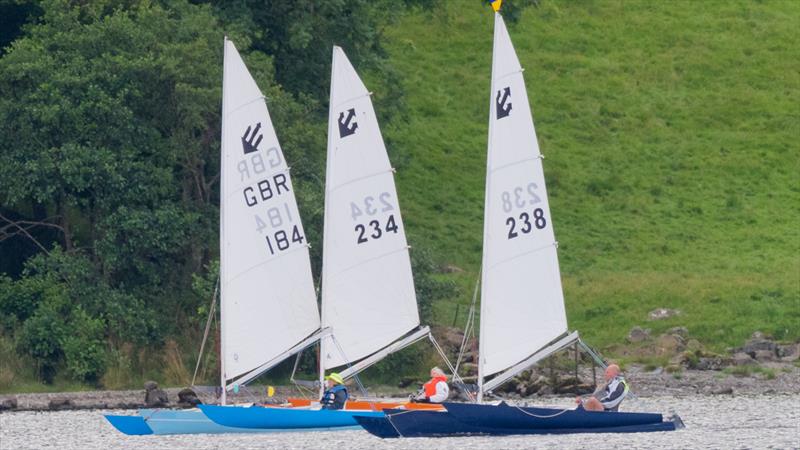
375, 0, 799, 351
3, 0, 798, 393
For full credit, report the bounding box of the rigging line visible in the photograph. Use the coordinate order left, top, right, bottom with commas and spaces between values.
454, 311, 471, 373
225, 242, 310, 285
494, 68, 525, 83
328, 167, 395, 193
192, 277, 219, 387
328, 334, 373, 410
512, 405, 571, 419
385, 413, 405, 438
489, 155, 544, 174
240, 384, 259, 404
486, 241, 558, 271
331, 91, 372, 110
429, 334, 475, 403
329, 245, 410, 277
289, 349, 311, 398
224, 95, 267, 117
289, 349, 303, 380
455, 267, 481, 374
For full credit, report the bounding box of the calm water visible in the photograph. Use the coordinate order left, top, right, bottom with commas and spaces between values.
1, 395, 798, 449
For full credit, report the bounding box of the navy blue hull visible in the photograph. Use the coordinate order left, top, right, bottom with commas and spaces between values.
355, 405, 679, 438
444, 402, 663, 429
356, 409, 488, 438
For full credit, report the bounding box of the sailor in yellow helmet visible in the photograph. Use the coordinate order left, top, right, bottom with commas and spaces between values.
320, 372, 348, 410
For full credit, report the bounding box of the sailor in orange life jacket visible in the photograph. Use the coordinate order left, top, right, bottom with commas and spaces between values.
411, 367, 450, 403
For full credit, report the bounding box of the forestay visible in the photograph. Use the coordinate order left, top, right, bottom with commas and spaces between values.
220, 38, 319, 384
320, 46, 419, 371
478, 13, 568, 380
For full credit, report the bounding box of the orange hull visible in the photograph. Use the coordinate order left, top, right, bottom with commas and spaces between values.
286, 397, 444, 411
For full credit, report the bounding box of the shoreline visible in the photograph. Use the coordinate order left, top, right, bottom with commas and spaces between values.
1, 364, 797, 412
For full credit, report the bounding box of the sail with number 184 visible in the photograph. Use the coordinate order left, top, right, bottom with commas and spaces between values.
105, 37, 326, 435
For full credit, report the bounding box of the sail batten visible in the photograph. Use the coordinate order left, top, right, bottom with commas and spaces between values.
479, 13, 569, 382
320, 46, 420, 372
220, 38, 320, 383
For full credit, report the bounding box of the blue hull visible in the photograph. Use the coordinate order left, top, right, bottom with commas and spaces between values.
105, 409, 274, 435
356, 409, 481, 438
355, 404, 680, 438
445, 402, 665, 429
199, 404, 385, 430
104, 414, 153, 435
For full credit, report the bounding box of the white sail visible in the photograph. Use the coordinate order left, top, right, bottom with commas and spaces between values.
220, 38, 320, 384
320, 46, 420, 371
478, 14, 568, 379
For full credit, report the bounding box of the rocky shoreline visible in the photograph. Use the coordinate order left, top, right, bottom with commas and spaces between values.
2, 329, 797, 413
0, 362, 797, 413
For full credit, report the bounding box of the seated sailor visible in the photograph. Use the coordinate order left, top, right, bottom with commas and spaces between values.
576, 364, 630, 412
411, 366, 450, 403
320, 372, 348, 410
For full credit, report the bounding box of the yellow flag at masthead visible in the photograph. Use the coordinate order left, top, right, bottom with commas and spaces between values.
490, 0, 503, 12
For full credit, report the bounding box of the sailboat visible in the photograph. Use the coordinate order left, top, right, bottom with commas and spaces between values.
199, 46, 453, 431
355, 9, 682, 438
317, 46, 435, 386
105, 37, 327, 435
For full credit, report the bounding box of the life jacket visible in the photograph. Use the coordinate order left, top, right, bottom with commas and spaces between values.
423, 375, 447, 397
600, 376, 630, 411
321, 384, 348, 409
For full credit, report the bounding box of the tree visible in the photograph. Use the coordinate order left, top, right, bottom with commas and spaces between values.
0, 0, 449, 386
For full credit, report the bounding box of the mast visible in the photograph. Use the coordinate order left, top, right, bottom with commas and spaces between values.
319, 45, 338, 398
219, 36, 229, 405
477, 12, 502, 404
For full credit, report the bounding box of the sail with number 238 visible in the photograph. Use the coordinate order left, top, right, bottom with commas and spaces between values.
353, 9, 683, 439
477, 12, 576, 400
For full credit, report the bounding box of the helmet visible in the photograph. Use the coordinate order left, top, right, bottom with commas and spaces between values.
325, 372, 344, 385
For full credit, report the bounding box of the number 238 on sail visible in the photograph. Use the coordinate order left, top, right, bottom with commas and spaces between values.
501, 182, 548, 239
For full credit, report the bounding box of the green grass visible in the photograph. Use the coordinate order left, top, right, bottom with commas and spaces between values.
369, 0, 800, 355
4, 1, 799, 393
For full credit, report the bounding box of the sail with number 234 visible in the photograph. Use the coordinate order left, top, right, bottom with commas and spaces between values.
320, 46, 429, 381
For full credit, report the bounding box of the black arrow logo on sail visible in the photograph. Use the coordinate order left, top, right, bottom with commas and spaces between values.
241, 122, 263, 154
496, 87, 512, 119
338, 108, 358, 138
